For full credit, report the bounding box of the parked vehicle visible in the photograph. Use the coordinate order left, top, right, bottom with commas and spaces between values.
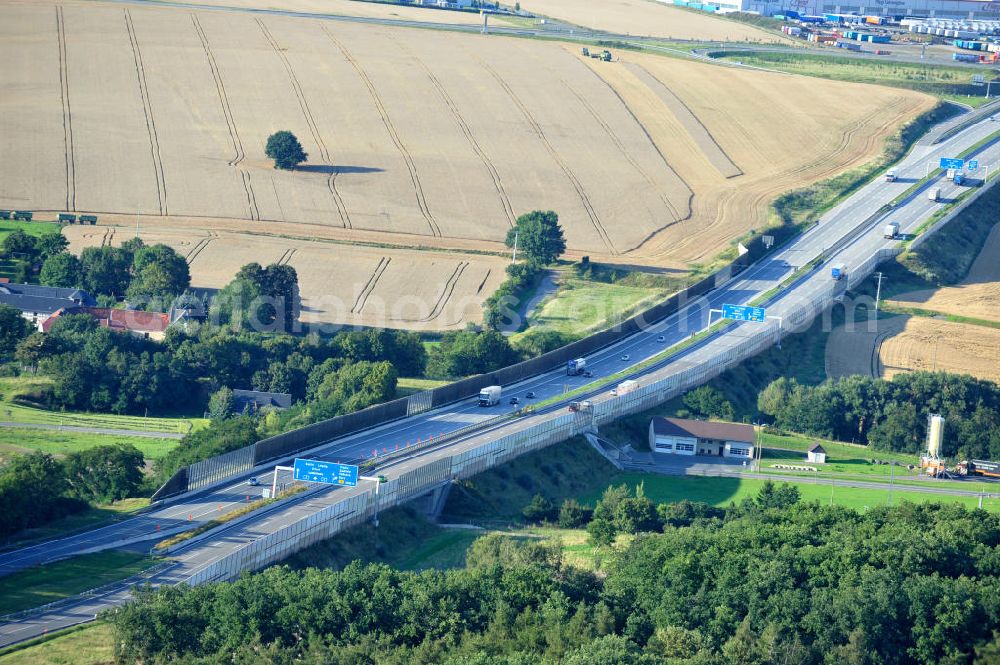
478, 385, 502, 407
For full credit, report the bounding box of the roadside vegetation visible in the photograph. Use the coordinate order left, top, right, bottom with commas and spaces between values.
0, 551, 156, 615
0, 622, 113, 665
714, 50, 997, 104
106, 484, 1000, 664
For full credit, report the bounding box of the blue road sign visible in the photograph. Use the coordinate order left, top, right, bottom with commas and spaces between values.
721, 303, 766, 322
293, 458, 359, 487
968, 159, 980, 172
939, 157, 965, 170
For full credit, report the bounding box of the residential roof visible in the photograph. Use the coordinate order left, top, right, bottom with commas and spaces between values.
42, 306, 170, 334
650, 417, 755, 444
808, 443, 827, 454
232, 389, 292, 411
0, 283, 95, 316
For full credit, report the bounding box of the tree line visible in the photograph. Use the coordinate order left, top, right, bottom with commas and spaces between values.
108, 490, 1000, 664
757, 371, 1000, 459
0, 445, 145, 540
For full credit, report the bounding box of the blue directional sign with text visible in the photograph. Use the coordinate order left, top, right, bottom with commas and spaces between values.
293, 458, 359, 487
940, 157, 965, 170
969, 160, 980, 172
721, 303, 766, 322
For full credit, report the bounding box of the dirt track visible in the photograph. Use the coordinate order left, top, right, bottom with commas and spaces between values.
519, 0, 792, 42
888, 224, 1000, 323
826, 315, 1000, 384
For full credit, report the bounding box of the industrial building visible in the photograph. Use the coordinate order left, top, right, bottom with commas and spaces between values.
664, 0, 1000, 21
649, 417, 756, 459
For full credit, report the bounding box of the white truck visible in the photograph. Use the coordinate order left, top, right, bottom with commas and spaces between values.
928, 187, 941, 202
883, 222, 900, 239
884, 169, 898, 182
946, 168, 957, 181
831, 263, 847, 281
566, 358, 586, 376
611, 379, 638, 396
478, 385, 502, 407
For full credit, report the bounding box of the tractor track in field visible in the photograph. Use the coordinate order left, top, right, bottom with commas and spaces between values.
323, 27, 440, 237
257, 19, 351, 229
395, 39, 516, 228
478, 61, 616, 255
56, 6, 76, 212
421, 261, 468, 322
191, 14, 260, 222
351, 256, 390, 314
124, 8, 168, 216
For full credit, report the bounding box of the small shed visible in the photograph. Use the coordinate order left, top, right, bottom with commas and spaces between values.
807, 443, 827, 464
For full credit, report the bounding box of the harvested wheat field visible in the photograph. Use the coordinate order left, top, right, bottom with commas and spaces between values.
2, 0, 930, 327
141, 0, 492, 25
826, 315, 1000, 384
518, 0, 790, 42
888, 224, 1000, 323
64, 223, 507, 330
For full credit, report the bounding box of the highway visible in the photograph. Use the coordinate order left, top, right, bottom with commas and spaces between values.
1, 103, 999, 646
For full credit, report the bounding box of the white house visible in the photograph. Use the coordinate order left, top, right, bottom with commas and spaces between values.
648, 417, 755, 459
807, 443, 827, 464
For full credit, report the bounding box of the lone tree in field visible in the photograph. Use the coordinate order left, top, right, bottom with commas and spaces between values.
265, 131, 308, 170
505, 210, 566, 267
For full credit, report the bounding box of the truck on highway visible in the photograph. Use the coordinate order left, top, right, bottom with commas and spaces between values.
954, 173, 965, 186
831, 263, 847, 280
946, 168, 957, 181
478, 385, 502, 407
568, 400, 593, 412
928, 187, 941, 202
884, 169, 898, 182
566, 358, 587, 376
883, 222, 900, 239
611, 379, 638, 396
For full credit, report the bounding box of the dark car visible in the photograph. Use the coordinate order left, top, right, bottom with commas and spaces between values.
509, 397, 520, 405
526, 391, 536, 399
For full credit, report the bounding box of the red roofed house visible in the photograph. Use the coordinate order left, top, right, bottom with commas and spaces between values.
42, 307, 171, 341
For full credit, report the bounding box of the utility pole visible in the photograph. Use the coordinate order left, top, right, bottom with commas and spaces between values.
988, 79, 993, 99
874, 272, 885, 313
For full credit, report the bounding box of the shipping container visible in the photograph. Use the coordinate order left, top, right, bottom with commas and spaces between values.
954, 53, 980, 62
971, 460, 1000, 478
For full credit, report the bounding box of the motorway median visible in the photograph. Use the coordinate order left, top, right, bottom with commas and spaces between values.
153, 484, 309, 553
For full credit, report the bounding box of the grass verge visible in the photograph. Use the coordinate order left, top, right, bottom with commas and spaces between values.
0, 551, 158, 615
1, 498, 149, 552
712, 50, 997, 101
0, 428, 178, 463
0, 622, 113, 665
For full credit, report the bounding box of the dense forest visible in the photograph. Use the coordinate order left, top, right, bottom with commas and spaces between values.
109, 491, 1000, 665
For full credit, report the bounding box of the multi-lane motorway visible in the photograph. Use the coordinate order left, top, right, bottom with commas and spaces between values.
2, 9, 1000, 643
